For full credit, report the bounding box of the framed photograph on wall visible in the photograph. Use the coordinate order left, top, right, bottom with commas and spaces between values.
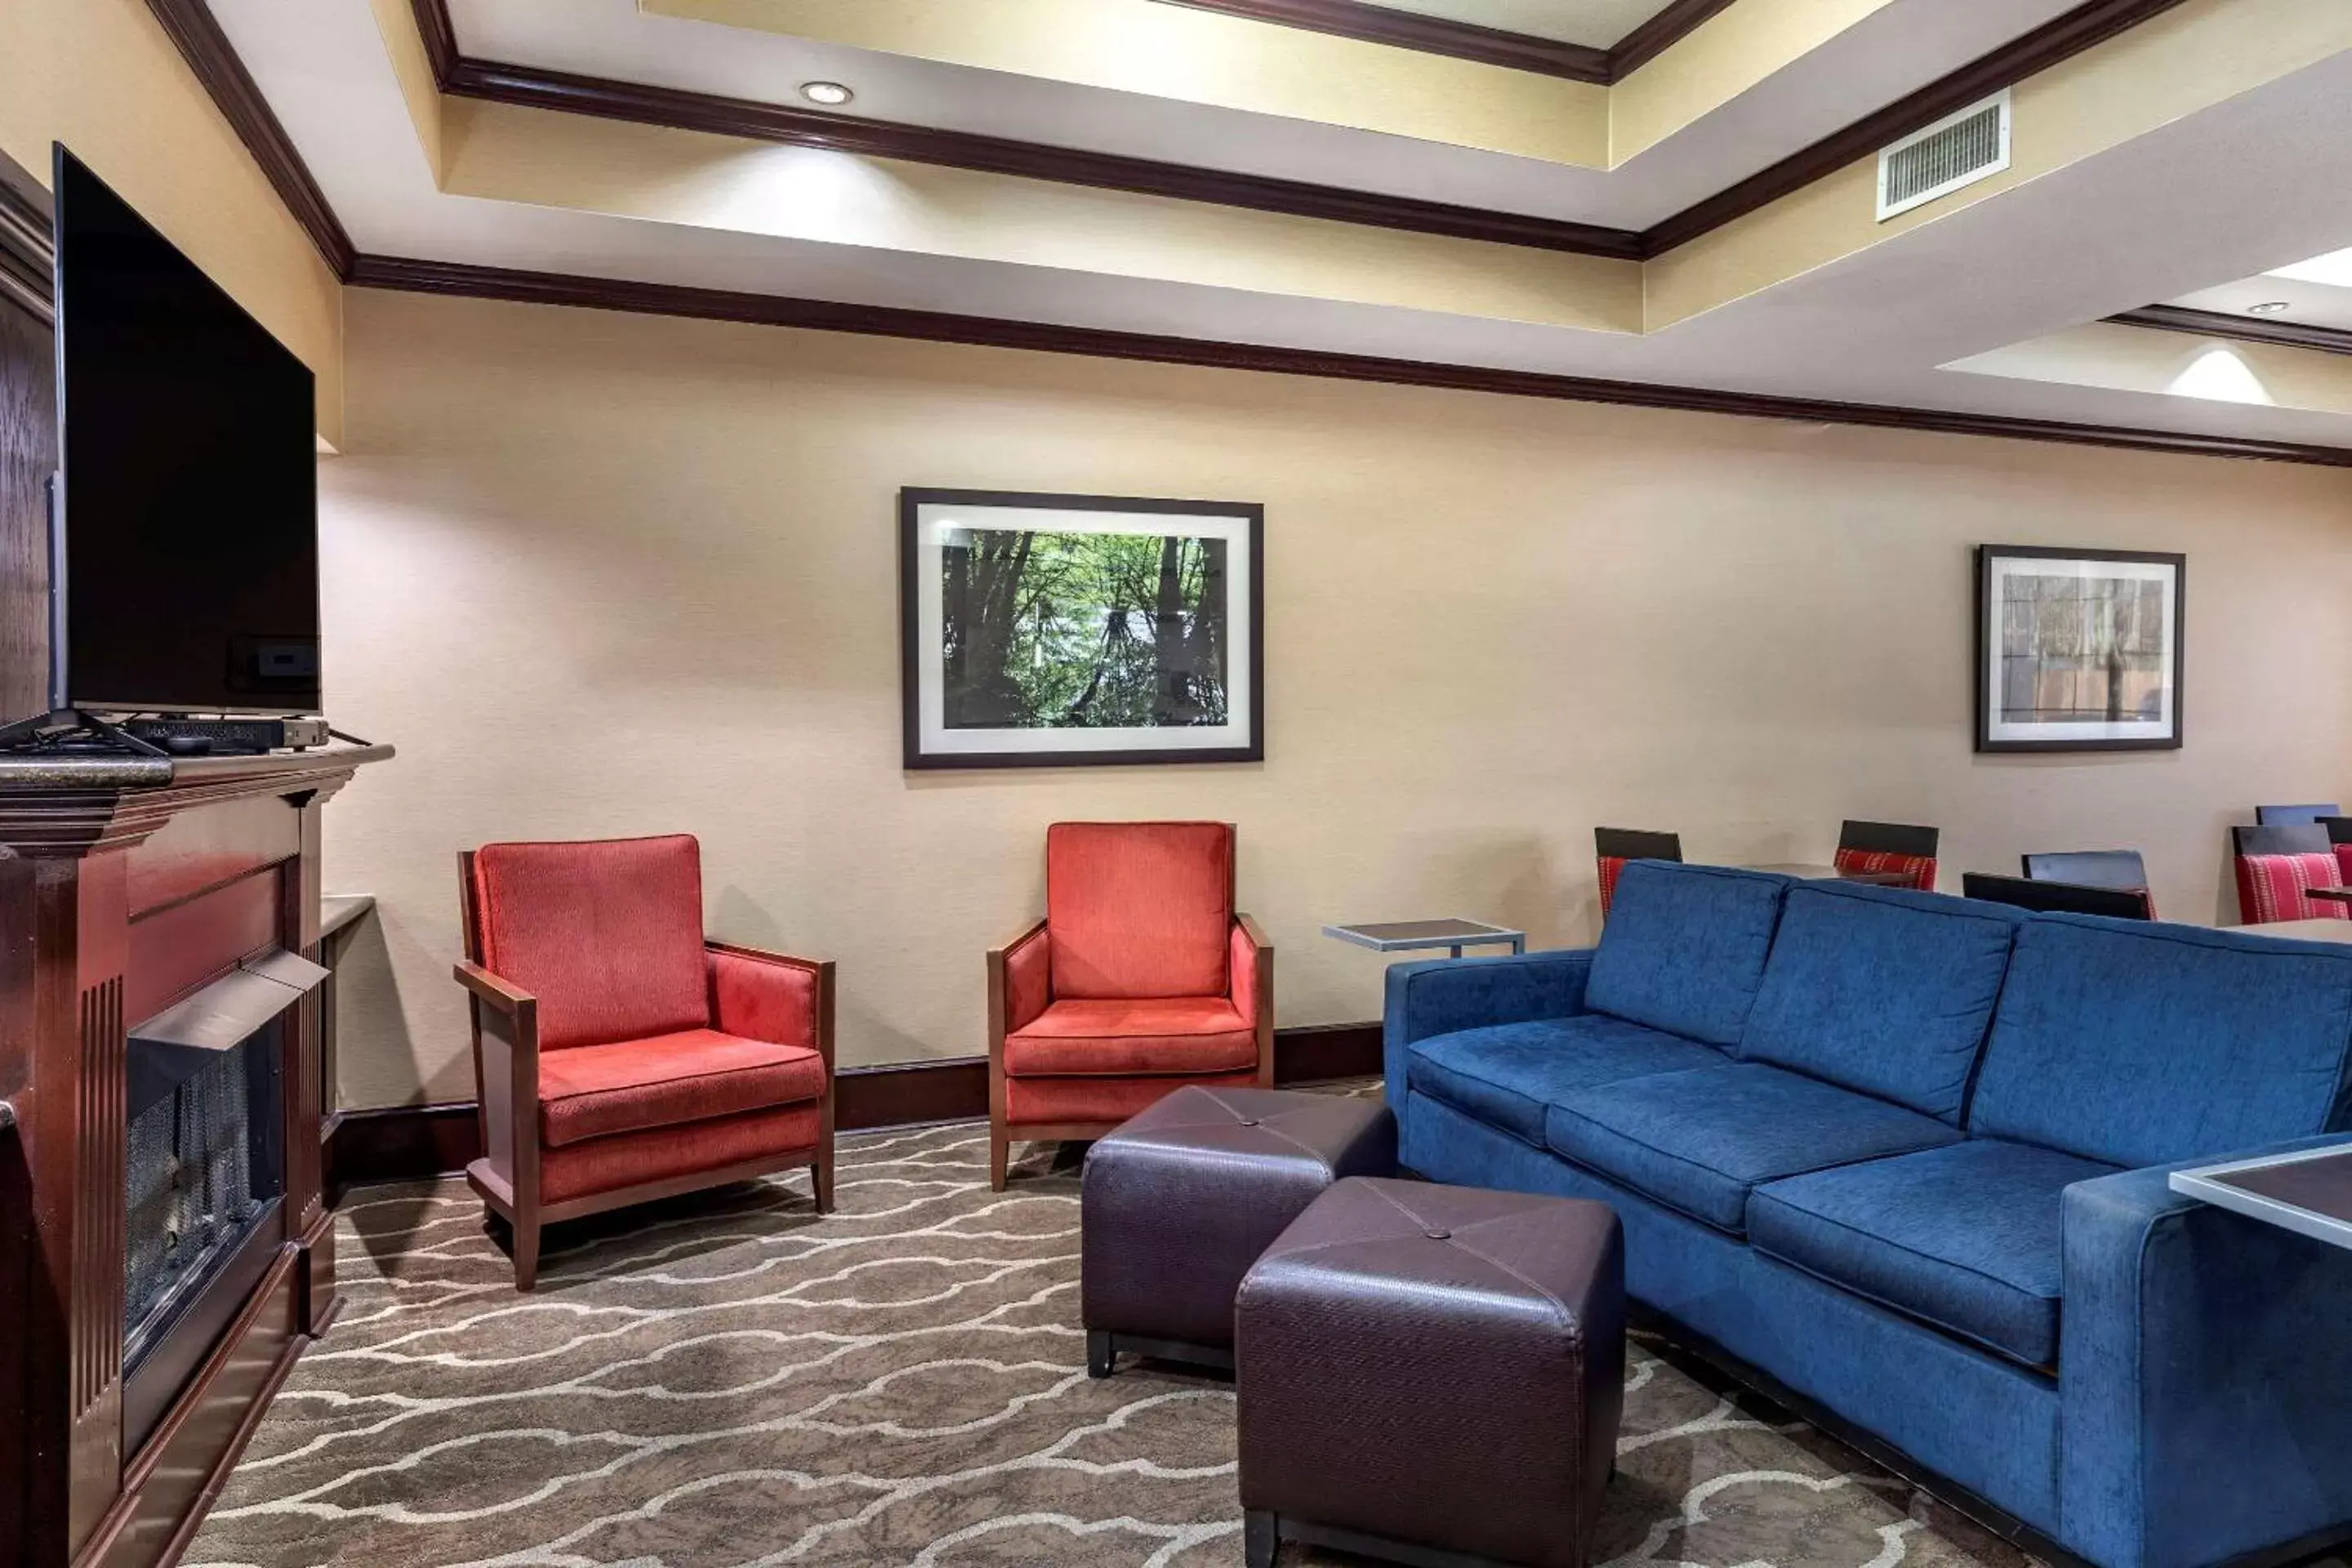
1976, 545, 2184, 753
899, 488, 1264, 768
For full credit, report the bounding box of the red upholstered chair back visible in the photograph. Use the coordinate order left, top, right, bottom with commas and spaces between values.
1594, 828, 1682, 919
1833, 847, 1939, 892
468, 834, 713, 1049
2234, 852, 2350, 924
1045, 822, 1235, 1000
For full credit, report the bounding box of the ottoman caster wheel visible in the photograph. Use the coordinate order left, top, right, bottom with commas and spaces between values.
1086, 1330, 1116, 1379
1244, 1510, 1278, 1568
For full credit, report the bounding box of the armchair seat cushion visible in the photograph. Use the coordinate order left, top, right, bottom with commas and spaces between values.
1544, 1062, 1961, 1232
1406, 1014, 1726, 1146
1004, 997, 1256, 1078
1748, 1139, 2121, 1369
540, 1100, 822, 1205
539, 1028, 827, 1147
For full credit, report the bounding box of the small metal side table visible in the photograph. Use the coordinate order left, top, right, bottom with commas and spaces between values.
1324, 919, 1526, 960
2171, 1144, 2352, 1252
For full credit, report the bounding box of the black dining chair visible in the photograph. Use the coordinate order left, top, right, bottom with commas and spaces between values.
2256, 803, 2342, 826
1962, 872, 2153, 920
2021, 850, 2154, 918
1595, 827, 1682, 918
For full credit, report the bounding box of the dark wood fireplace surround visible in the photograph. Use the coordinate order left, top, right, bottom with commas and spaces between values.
0, 150, 394, 1567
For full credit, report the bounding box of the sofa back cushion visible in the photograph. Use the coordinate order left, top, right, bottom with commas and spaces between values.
1047, 821, 1234, 1000
470, 834, 711, 1052
1739, 882, 2022, 1122
1971, 914, 2352, 1168
1584, 862, 1787, 1046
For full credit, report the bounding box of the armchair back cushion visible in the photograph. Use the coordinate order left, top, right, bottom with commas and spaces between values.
1046, 821, 1234, 1000
1970, 914, 2352, 1168
1584, 862, 1787, 1047
470, 834, 712, 1051
1738, 882, 2022, 1122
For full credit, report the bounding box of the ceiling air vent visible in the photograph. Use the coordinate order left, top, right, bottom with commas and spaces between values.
1877, 91, 2011, 221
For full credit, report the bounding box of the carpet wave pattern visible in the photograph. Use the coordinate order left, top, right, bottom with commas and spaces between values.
189, 1096, 2057, 1567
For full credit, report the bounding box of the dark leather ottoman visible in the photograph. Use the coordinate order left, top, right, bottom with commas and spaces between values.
1080, 1085, 1395, 1376
1236, 1178, 1625, 1568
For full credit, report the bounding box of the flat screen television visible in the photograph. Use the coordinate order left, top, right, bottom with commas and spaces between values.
51, 145, 320, 716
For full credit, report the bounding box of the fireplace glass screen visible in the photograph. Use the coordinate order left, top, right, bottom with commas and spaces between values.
125, 1022, 284, 1353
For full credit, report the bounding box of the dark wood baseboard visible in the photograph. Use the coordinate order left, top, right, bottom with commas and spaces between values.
324, 1102, 479, 1195
836, 1056, 990, 1132
1270, 1022, 1383, 1085
326, 1022, 1387, 1192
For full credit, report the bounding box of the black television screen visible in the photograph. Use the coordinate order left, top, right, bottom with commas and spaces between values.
54, 146, 320, 715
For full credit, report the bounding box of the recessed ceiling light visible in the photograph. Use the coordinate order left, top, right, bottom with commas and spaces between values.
800, 81, 853, 106
2246, 301, 2292, 314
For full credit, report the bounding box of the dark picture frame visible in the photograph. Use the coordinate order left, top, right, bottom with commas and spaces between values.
1975, 544, 2185, 754
899, 488, 1266, 769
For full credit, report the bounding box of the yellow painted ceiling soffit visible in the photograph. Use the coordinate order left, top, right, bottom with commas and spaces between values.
1642, 0, 2352, 331
1947, 321, 2352, 419
369, 0, 447, 181
640, 0, 1611, 167
437, 97, 1645, 333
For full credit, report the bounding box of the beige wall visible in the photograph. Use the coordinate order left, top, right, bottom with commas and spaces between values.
323, 287, 2352, 1108
0, 0, 345, 440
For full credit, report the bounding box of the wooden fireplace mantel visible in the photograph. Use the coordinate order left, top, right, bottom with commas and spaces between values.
0, 741, 392, 1568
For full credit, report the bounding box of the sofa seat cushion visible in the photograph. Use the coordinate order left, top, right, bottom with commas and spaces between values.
1407, 1015, 1726, 1146
1748, 1139, 2121, 1369
1737, 882, 2022, 1122
539, 1028, 826, 1147
1584, 862, 1788, 1046
1004, 997, 1257, 1077
1543, 1063, 1962, 1232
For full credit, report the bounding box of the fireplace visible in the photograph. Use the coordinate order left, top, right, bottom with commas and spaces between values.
124, 1020, 285, 1374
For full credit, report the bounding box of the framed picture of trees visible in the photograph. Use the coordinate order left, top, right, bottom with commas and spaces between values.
899, 488, 1264, 768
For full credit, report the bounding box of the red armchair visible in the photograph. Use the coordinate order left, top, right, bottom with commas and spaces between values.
987, 822, 1272, 1189
454, 834, 835, 1289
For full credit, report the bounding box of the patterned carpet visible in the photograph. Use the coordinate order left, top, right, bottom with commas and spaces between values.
185, 1100, 2059, 1568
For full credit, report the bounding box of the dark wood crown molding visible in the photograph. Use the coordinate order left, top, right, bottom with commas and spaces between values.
406, 0, 2191, 265
1154, 0, 1745, 83
141, 0, 354, 278
1152, 1, 1610, 82
2107, 304, 2352, 358
439, 56, 1646, 258
1607, 0, 1743, 78
348, 253, 2352, 469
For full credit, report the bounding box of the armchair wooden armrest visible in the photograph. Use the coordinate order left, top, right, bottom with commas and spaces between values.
1233, 913, 1275, 1086
452, 957, 543, 1280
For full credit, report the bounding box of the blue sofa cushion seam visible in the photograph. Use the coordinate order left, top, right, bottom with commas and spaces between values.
1750, 1189, 2061, 1303
1545, 1135, 1746, 1235
1414, 1064, 1548, 1150
1553, 1096, 1953, 1230
1755, 1243, 2060, 1374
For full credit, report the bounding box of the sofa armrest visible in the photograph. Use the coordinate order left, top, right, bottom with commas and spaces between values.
1232, 914, 1274, 1085
1381, 949, 1595, 1120
706, 941, 834, 1067
2060, 1136, 2352, 1568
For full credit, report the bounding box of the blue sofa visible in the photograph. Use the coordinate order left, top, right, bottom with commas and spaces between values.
1385, 861, 2352, 1568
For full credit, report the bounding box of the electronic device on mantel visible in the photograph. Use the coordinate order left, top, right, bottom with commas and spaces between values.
0, 147, 332, 759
